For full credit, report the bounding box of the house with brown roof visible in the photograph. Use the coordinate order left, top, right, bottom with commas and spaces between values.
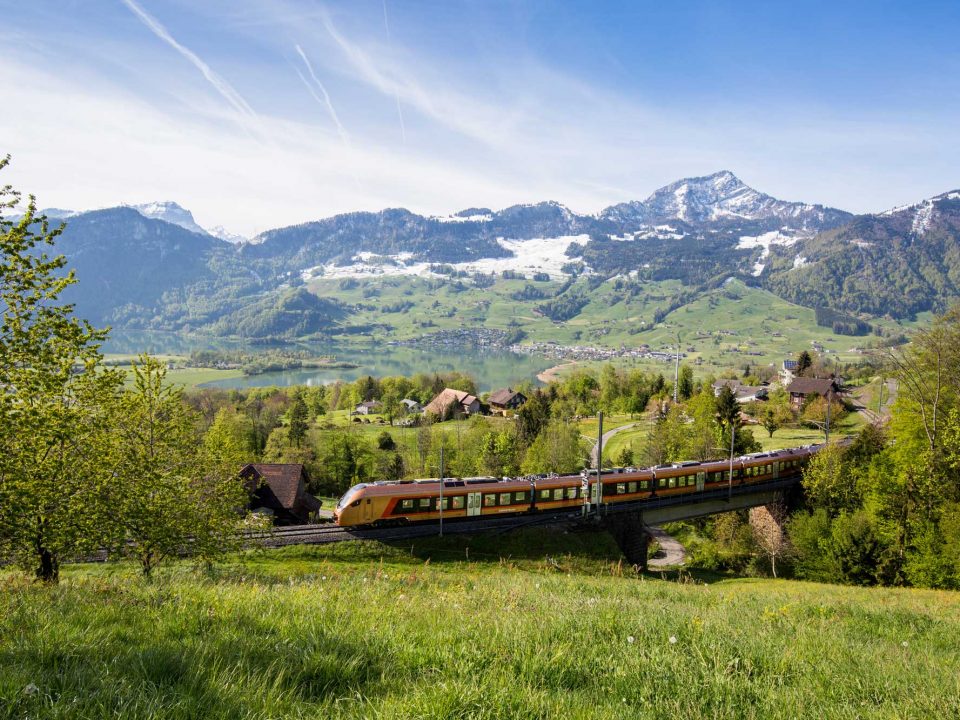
786, 377, 840, 408
488, 388, 527, 415
424, 388, 481, 420
240, 463, 321, 525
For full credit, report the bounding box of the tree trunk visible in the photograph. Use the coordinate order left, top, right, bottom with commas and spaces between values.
35, 547, 59, 584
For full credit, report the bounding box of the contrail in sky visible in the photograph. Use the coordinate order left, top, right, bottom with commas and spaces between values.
119, 0, 259, 126
382, 0, 407, 143
294, 44, 350, 147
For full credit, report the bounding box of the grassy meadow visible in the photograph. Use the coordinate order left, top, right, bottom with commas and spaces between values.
2, 530, 957, 719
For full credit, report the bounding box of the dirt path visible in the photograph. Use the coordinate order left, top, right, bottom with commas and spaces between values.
646, 525, 687, 568
536, 361, 578, 384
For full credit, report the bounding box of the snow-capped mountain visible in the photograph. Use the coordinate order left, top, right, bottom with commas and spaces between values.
127, 201, 209, 236
207, 225, 248, 244
601, 171, 850, 230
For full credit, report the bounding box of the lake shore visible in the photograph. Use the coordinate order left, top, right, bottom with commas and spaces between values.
537, 361, 578, 384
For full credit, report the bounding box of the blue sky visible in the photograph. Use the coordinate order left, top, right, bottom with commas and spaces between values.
2, 0, 958, 235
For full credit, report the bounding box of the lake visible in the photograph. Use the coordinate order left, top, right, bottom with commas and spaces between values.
103, 332, 552, 392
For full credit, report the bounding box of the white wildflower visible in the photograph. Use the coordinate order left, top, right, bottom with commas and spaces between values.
669, 635, 678, 644
627, 636, 635, 644
23, 684, 38, 696
902, 641, 909, 648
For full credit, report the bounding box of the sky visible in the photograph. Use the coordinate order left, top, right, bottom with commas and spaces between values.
1, 0, 959, 237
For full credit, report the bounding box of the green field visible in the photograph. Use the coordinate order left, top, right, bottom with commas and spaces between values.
2, 532, 957, 719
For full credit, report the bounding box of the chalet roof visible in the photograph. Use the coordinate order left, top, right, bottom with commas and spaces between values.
357, 400, 381, 409
425, 388, 478, 415
787, 377, 837, 396
488, 388, 525, 406
243, 463, 318, 511
712, 379, 742, 390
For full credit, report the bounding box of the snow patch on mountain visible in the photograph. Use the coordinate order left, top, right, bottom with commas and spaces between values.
128, 201, 208, 236
911, 200, 934, 236
300, 235, 586, 282
208, 225, 248, 243
737, 230, 805, 276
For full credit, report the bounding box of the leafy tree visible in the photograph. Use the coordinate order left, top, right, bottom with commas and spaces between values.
377, 431, 396, 451
761, 407, 781, 438
0, 158, 120, 582
715, 386, 741, 440
516, 389, 551, 445
288, 391, 309, 448
616, 446, 635, 466
796, 350, 813, 376
678, 365, 694, 401
521, 421, 588, 474
108, 356, 249, 578
204, 406, 255, 470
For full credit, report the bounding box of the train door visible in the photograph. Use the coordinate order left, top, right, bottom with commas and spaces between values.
466, 492, 482, 517
361, 498, 374, 523
696, 471, 706, 492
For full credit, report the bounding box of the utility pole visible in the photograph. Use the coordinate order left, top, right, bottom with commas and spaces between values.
439, 445, 444, 537
673, 332, 681, 404
825, 388, 831, 445
594, 411, 604, 509
728, 422, 736, 502
876, 375, 884, 417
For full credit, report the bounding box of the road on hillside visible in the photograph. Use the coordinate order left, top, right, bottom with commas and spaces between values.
590, 422, 638, 466
590, 422, 688, 566
646, 525, 687, 568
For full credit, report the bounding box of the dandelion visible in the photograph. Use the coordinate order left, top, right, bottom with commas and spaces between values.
23, 684, 38, 696
902, 641, 909, 648
669, 635, 678, 644
627, 636, 635, 644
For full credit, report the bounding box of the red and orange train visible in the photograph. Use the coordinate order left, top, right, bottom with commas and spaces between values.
333, 444, 821, 527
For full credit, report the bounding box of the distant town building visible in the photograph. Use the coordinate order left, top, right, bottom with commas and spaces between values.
240, 463, 321, 525
712, 379, 768, 403
488, 388, 527, 415
355, 400, 382, 415
400, 398, 423, 414
425, 388, 481, 419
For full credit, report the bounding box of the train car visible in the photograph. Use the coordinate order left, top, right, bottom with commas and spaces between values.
335, 444, 824, 527
334, 476, 535, 527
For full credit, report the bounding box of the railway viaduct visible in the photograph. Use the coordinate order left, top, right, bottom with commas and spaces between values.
261, 475, 804, 571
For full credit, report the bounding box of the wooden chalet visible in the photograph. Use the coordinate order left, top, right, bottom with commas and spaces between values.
240, 463, 321, 525
488, 388, 527, 415
424, 388, 481, 419
786, 377, 840, 408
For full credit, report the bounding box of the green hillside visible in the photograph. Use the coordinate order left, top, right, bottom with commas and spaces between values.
3, 536, 956, 719
310, 275, 914, 373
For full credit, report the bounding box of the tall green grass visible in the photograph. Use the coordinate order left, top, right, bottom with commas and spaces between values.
2, 530, 957, 719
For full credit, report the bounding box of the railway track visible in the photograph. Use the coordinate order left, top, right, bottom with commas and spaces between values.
254, 508, 586, 548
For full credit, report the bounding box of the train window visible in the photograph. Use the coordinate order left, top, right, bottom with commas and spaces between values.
484, 494, 496, 507
667, 477, 675, 488
628, 482, 637, 493
401, 499, 414, 510
616, 483, 626, 494
554, 488, 564, 501
567, 487, 578, 499
658, 478, 666, 489
452, 496, 465, 510
515, 492, 526, 502
640, 480, 649, 490
539, 489, 550, 500
437, 497, 448, 510
686, 476, 694, 486
499, 493, 512, 506
419, 498, 431, 510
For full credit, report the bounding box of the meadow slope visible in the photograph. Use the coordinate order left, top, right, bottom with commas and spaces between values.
1, 533, 957, 719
